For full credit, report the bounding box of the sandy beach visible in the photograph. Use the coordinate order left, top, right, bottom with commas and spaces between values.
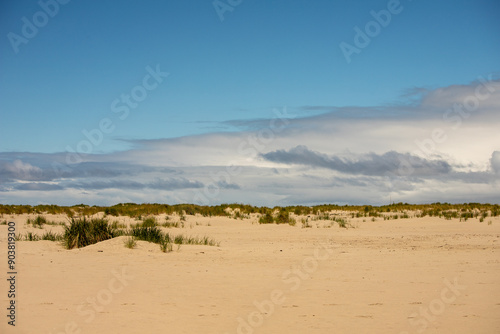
3, 1, 499, 333
1, 213, 499, 334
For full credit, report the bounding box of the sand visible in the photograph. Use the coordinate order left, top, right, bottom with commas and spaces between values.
1, 213, 499, 334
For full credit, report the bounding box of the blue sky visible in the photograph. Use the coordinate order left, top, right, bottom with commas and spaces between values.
0, 0, 499, 206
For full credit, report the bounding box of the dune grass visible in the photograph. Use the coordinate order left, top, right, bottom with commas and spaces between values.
24, 232, 40, 241
15, 231, 62, 241
173, 234, 220, 246
2, 203, 498, 224
26, 215, 64, 228
130, 223, 219, 251
335, 218, 348, 228
160, 238, 173, 253
130, 224, 164, 244
20, 215, 220, 251
63, 217, 117, 249
259, 212, 274, 224
124, 237, 137, 249
27, 215, 47, 228
41, 230, 63, 241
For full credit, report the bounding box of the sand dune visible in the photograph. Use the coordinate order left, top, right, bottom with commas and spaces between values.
1, 213, 499, 333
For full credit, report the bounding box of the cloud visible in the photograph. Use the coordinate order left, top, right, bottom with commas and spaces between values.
215, 181, 241, 190
261, 146, 452, 176
148, 178, 204, 190
69, 180, 146, 190
2, 182, 64, 192
0, 154, 180, 184
0, 79, 499, 206
420, 78, 500, 112
0, 159, 43, 181
491, 151, 500, 174
66, 178, 203, 191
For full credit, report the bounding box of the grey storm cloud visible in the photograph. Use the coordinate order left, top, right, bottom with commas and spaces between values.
215, 181, 241, 190
0, 153, 178, 184
148, 178, 204, 190
69, 178, 203, 191
0, 178, 204, 192
261, 145, 452, 177
8, 183, 64, 191
0, 153, 203, 192
0, 159, 124, 182
70, 180, 146, 190
491, 151, 500, 174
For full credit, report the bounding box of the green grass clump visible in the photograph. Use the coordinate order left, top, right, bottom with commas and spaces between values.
124, 237, 137, 249
27, 215, 47, 228
174, 234, 185, 244
160, 238, 173, 253
275, 211, 291, 225
111, 221, 127, 229
142, 217, 157, 227
113, 228, 127, 236
332, 217, 352, 228
131, 224, 163, 244
162, 221, 180, 228
27, 215, 62, 227
172, 234, 220, 246
63, 217, 116, 249
259, 212, 274, 224
337, 219, 348, 228
301, 219, 312, 228
41, 231, 62, 241
200, 236, 220, 246
24, 232, 40, 241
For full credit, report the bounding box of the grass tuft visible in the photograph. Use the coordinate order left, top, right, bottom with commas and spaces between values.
63, 217, 116, 249
259, 212, 274, 224
160, 237, 173, 253
27, 215, 47, 228
142, 217, 158, 227
41, 231, 62, 241
131, 224, 163, 244
24, 232, 40, 241
124, 237, 137, 249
